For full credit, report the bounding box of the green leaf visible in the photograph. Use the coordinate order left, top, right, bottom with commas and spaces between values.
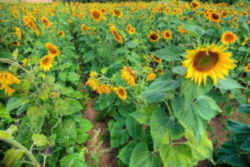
150, 108, 184, 149
0, 103, 11, 121
55, 98, 83, 116
74, 117, 93, 132
238, 104, 250, 114
240, 137, 250, 153
130, 142, 161, 167
32, 133, 49, 147
27, 106, 46, 133
126, 116, 142, 139
142, 79, 180, 102
216, 78, 243, 90
153, 45, 183, 62
185, 130, 213, 162
159, 144, 195, 167
110, 119, 129, 148
172, 96, 221, 141
172, 66, 186, 75
118, 140, 137, 165
182, 23, 205, 36
60, 153, 88, 167
6, 96, 28, 112
2, 149, 24, 167
127, 40, 139, 49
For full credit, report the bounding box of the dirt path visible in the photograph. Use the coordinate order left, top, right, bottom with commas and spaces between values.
83, 100, 117, 167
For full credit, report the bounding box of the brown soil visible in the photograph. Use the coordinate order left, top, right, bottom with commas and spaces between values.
83, 100, 117, 167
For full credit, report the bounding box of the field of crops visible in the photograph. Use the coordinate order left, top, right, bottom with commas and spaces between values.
0, 0, 249, 167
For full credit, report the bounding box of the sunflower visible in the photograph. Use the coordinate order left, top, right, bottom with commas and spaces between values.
183, 44, 236, 86
81, 24, 89, 34
126, 24, 136, 35
0, 72, 20, 96
209, 11, 221, 23
90, 8, 102, 23
41, 16, 51, 28
162, 29, 172, 40
57, 31, 65, 37
45, 42, 60, 56
114, 87, 127, 100
151, 55, 162, 64
244, 64, 250, 72
121, 66, 136, 87
40, 55, 54, 71
241, 37, 248, 46
146, 72, 156, 81
110, 25, 123, 44
113, 9, 123, 18
190, 1, 200, 10
147, 31, 160, 42
15, 27, 22, 40
221, 31, 238, 45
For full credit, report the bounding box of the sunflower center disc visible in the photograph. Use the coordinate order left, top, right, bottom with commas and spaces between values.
193, 51, 219, 71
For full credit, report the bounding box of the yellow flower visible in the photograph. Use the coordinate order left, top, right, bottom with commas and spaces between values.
15, 27, 22, 40
126, 24, 136, 35
190, 1, 201, 10
146, 72, 156, 81
121, 66, 136, 87
90, 71, 98, 78
57, 31, 65, 37
110, 25, 123, 44
151, 55, 162, 64
45, 42, 60, 57
40, 55, 54, 71
209, 11, 221, 23
114, 87, 127, 100
41, 16, 52, 28
147, 31, 160, 43
241, 37, 248, 46
113, 9, 123, 18
0, 72, 20, 96
244, 64, 250, 72
22, 58, 28, 67
23, 16, 40, 36
221, 31, 238, 45
162, 29, 172, 40
90, 8, 102, 23
81, 24, 89, 34
183, 44, 236, 86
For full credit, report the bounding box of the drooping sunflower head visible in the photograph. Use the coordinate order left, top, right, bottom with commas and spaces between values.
114, 87, 127, 100
41, 16, 51, 28
209, 11, 221, 23
147, 31, 160, 43
162, 29, 172, 40
90, 8, 102, 23
40, 55, 54, 72
110, 28, 123, 44
183, 44, 236, 86
45, 42, 60, 56
221, 31, 238, 45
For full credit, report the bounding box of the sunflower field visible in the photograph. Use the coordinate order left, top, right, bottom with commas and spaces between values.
0, 0, 249, 167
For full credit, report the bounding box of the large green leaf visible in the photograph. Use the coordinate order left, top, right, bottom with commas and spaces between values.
6, 96, 28, 112
2, 149, 24, 167
172, 96, 221, 141
125, 116, 143, 139
130, 142, 161, 167
27, 106, 47, 133
150, 108, 184, 149
238, 104, 250, 114
153, 45, 183, 62
118, 140, 137, 165
110, 119, 129, 148
60, 153, 88, 167
55, 98, 83, 116
159, 144, 195, 167
142, 79, 180, 102
0, 103, 11, 121
32, 133, 49, 147
216, 78, 243, 90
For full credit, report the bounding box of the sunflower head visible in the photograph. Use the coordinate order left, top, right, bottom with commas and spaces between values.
114, 87, 127, 100
40, 55, 54, 72
90, 9, 102, 23
183, 44, 236, 86
146, 72, 156, 81
45, 42, 60, 56
58, 31, 65, 37
190, 1, 200, 10
147, 31, 160, 42
113, 9, 123, 18
162, 29, 172, 40
221, 31, 238, 45
110, 27, 123, 44
41, 16, 51, 28
209, 11, 221, 23
15, 27, 22, 40
244, 64, 250, 72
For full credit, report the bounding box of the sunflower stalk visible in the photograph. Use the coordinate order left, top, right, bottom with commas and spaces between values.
0, 136, 41, 167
